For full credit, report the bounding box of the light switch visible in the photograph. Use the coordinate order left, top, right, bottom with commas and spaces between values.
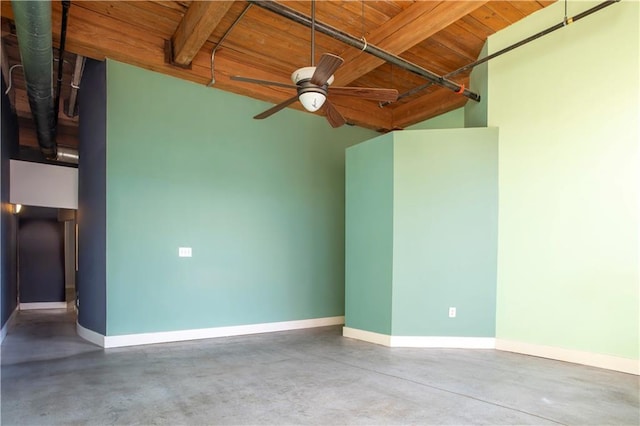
178, 247, 192, 257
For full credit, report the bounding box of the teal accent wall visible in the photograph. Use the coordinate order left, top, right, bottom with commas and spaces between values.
407, 108, 464, 130
490, 1, 639, 359
105, 60, 375, 335
392, 129, 498, 336
345, 129, 498, 337
345, 135, 394, 334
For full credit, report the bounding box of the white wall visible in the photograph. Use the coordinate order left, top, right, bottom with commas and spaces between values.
10, 160, 78, 209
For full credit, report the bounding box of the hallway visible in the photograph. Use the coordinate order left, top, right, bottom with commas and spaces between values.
1, 310, 638, 425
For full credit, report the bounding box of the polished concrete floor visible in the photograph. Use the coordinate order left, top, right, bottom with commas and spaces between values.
1, 310, 638, 425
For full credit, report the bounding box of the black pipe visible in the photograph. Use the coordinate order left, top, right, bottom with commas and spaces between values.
54, 1, 71, 127
248, 0, 480, 102
381, 0, 620, 107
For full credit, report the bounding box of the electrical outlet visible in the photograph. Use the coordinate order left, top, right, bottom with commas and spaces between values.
448, 307, 456, 318
178, 247, 192, 257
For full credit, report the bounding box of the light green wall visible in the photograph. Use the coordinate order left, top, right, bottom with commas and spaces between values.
465, 42, 488, 128
105, 60, 375, 335
490, 1, 639, 359
345, 129, 498, 337
345, 135, 394, 334
392, 129, 498, 336
407, 108, 464, 130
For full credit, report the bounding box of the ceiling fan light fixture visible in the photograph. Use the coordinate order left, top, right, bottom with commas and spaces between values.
299, 91, 326, 112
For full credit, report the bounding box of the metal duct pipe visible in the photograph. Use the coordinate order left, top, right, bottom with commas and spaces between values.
11, 0, 56, 158
55, 146, 78, 164
249, 0, 480, 102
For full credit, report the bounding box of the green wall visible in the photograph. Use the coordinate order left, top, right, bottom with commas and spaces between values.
464, 42, 488, 128
345, 128, 498, 337
392, 129, 498, 336
407, 108, 464, 130
106, 60, 375, 335
345, 135, 394, 334
490, 1, 639, 359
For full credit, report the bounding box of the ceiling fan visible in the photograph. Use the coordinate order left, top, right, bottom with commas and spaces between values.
231, 1, 398, 128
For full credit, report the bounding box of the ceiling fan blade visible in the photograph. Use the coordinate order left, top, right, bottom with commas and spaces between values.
311, 53, 344, 86
254, 96, 299, 120
231, 76, 297, 90
329, 87, 399, 102
323, 99, 346, 128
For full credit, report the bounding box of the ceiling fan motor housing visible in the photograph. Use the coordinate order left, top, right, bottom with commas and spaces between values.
297, 81, 328, 96
291, 66, 334, 86
292, 66, 332, 112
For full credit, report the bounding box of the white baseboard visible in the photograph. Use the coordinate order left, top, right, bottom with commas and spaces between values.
0, 307, 19, 345
391, 335, 496, 349
76, 322, 105, 347
496, 339, 639, 375
343, 328, 637, 374
20, 302, 67, 310
343, 327, 494, 348
76, 316, 345, 349
343, 327, 392, 346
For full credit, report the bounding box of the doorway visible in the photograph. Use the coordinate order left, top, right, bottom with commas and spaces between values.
17, 206, 77, 310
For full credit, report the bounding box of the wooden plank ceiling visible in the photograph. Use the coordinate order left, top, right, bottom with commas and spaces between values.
0, 0, 555, 149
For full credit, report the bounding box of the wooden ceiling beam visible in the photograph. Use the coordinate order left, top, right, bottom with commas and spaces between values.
171, 0, 235, 66
334, 1, 488, 87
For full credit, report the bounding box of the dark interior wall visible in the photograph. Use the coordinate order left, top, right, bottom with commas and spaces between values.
77, 59, 107, 334
18, 218, 65, 303
1, 77, 18, 328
